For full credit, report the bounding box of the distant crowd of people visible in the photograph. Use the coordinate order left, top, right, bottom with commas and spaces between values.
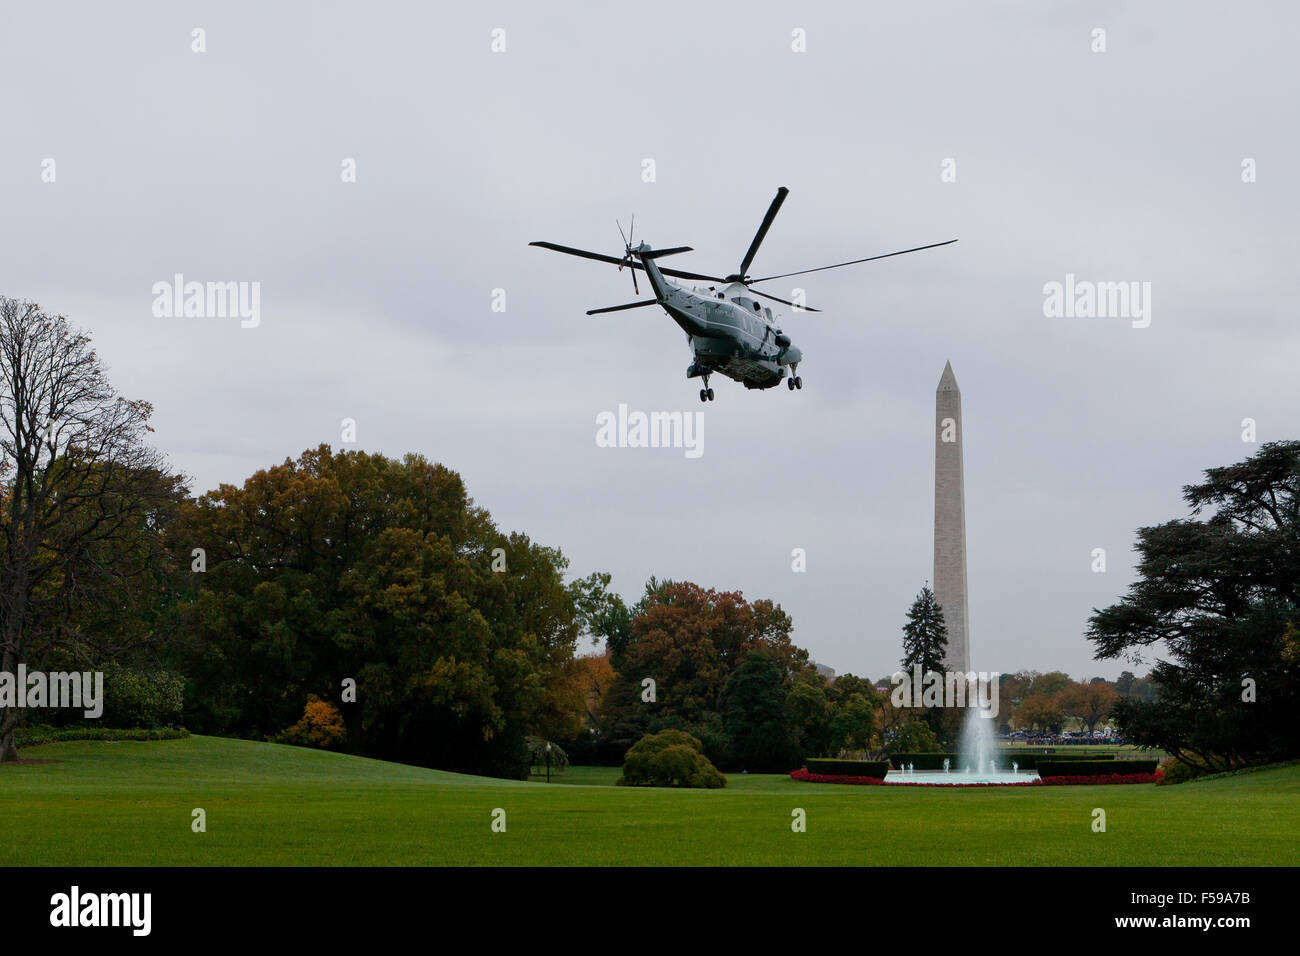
1002, 732, 1126, 747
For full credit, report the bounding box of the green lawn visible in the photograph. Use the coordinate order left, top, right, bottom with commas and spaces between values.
2, 736, 1295, 866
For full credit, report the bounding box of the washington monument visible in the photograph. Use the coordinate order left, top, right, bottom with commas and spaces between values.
934, 360, 970, 673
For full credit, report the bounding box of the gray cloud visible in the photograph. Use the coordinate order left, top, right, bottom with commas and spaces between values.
2, 1, 1297, 681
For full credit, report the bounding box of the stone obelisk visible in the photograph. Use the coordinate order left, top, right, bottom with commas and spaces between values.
934, 360, 970, 673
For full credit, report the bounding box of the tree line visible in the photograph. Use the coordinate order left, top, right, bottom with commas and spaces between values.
3, 298, 1296, 778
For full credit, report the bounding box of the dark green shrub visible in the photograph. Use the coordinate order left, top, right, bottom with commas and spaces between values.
618, 729, 726, 788
805, 758, 891, 778
100, 664, 185, 728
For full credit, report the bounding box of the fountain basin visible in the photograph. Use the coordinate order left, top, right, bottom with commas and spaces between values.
882, 770, 1040, 786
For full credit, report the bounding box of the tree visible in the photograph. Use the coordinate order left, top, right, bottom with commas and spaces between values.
1063, 681, 1116, 734
830, 692, 877, 754
1029, 671, 1072, 698
1126, 675, 1157, 702
169, 445, 596, 778
568, 571, 630, 653
787, 675, 832, 756
721, 651, 802, 771
821, 674, 880, 754
601, 581, 806, 731
574, 652, 615, 730
882, 712, 940, 754
1015, 693, 1065, 733
901, 585, 949, 675
900, 585, 950, 738
995, 671, 1035, 733
1088, 442, 1300, 771
1, 299, 185, 761
272, 695, 347, 750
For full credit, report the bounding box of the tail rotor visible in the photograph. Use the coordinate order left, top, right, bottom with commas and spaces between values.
616, 216, 639, 295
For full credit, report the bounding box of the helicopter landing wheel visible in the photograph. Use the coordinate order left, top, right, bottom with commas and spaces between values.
787, 377, 796, 390
794, 377, 803, 390
699, 389, 707, 402
706, 387, 715, 401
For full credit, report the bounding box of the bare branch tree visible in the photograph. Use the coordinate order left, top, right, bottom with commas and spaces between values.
1, 297, 184, 760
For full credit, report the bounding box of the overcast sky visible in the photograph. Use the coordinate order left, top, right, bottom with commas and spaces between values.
3, 1, 1297, 682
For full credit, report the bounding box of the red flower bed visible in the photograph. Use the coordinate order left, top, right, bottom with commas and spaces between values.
790, 768, 884, 785
1038, 772, 1161, 785
789, 767, 1161, 787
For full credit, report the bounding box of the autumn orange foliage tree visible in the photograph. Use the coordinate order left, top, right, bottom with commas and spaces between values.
274, 695, 347, 750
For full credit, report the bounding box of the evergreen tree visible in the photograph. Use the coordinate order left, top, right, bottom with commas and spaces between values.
900, 585, 952, 742
1088, 441, 1300, 771
901, 585, 950, 675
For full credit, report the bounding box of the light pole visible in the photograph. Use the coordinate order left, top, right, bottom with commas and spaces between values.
545, 742, 551, 783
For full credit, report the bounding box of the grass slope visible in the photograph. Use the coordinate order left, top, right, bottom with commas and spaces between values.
2, 736, 1296, 866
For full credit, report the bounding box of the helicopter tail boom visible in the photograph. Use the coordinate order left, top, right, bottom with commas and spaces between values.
634, 247, 673, 302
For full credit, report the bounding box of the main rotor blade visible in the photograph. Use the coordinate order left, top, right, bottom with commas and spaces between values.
530, 241, 725, 282
586, 299, 658, 315
749, 288, 821, 313
530, 241, 629, 267
748, 239, 958, 283
738, 186, 789, 278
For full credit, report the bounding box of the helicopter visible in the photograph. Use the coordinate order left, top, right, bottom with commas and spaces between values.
530, 187, 956, 402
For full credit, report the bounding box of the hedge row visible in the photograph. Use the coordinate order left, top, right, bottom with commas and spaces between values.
805, 758, 891, 779
888, 752, 1119, 770
15, 725, 190, 746
887, 753, 954, 770
1001, 753, 1116, 770
1037, 759, 1158, 777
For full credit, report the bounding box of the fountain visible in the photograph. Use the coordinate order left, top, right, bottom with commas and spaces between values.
882, 709, 1041, 785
